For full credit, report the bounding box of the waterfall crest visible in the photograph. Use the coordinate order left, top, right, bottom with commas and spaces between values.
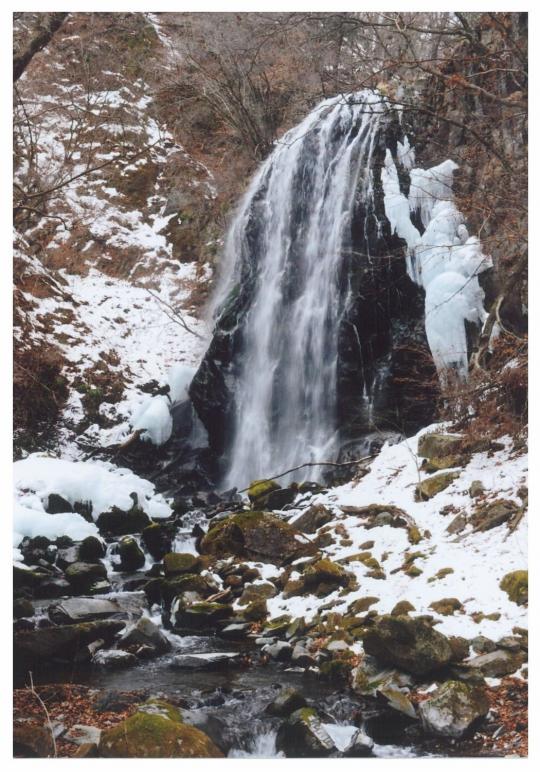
216, 92, 389, 488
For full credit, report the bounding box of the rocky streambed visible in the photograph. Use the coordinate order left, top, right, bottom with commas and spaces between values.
13, 433, 528, 758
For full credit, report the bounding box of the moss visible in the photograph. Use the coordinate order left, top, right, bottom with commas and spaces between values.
247, 479, 281, 505
417, 432, 464, 460
391, 600, 416, 616
243, 599, 268, 622
163, 553, 201, 576
415, 472, 460, 501
428, 567, 455, 583
499, 570, 528, 605
405, 565, 423, 578
319, 659, 353, 682
99, 700, 223, 758
348, 596, 379, 615
429, 598, 463, 616
407, 526, 423, 545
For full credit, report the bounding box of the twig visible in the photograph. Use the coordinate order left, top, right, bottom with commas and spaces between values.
26, 672, 57, 758
142, 286, 204, 339
237, 455, 376, 493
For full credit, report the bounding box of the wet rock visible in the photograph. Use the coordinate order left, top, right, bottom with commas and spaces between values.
429, 598, 463, 616
265, 486, 298, 510
13, 722, 54, 757
200, 511, 317, 565
99, 699, 223, 757
241, 600, 268, 622
262, 640, 292, 661
65, 561, 107, 593
48, 597, 123, 624
14, 597, 34, 619
219, 622, 252, 638
116, 537, 146, 572
96, 506, 150, 536
341, 727, 374, 757
500, 570, 528, 605
171, 652, 241, 670
171, 600, 233, 632
417, 433, 463, 460
92, 649, 137, 669
276, 707, 335, 757
79, 535, 106, 562
266, 688, 307, 717
362, 614, 457, 675
415, 472, 460, 501
35, 577, 73, 599
55, 545, 81, 570
64, 724, 101, 746
15, 620, 125, 664
418, 680, 489, 738
141, 523, 173, 562
118, 616, 171, 654
465, 649, 527, 677
92, 690, 148, 713
379, 687, 417, 719
163, 552, 201, 576
291, 643, 316, 667
292, 504, 334, 534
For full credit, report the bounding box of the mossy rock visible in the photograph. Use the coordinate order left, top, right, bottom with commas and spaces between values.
161, 574, 212, 607
163, 553, 201, 577
65, 561, 107, 592
405, 565, 423, 578
422, 454, 468, 473
243, 599, 268, 622
99, 699, 223, 757
142, 524, 173, 562
293, 504, 333, 534
171, 600, 233, 631
500, 570, 528, 605
238, 581, 277, 606
417, 433, 464, 460
284, 559, 352, 598
200, 511, 316, 565
415, 472, 460, 501
117, 537, 145, 572
319, 658, 353, 683
362, 614, 457, 675
348, 597, 379, 615
407, 526, 422, 545
391, 600, 415, 616
247, 479, 281, 507
429, 598, 463, 616
428, 567, 454, 583
418, 680, 489, 739
263, 615, 291, 635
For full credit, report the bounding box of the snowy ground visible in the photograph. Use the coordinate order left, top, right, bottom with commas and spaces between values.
247, 426, 528, 642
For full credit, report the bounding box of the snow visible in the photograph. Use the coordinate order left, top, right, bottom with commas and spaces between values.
382, 150, 492, 381
264, 424, 527, 643
131, 395, 173, 445
13, 456, 172, 556
167, 363, 196, 404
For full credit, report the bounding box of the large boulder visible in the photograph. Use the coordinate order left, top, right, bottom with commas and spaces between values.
276, 707, 335, 757
48, 597, 124, 624
163, 553, 202, 577
361, 614, 457, 675
64, 562, 108, 593
15, 620, 125, 664
99, 699, 223, 757
96, 506, 150, 536
418, 680, 489, 738
199, 511, 317, 565
170, 600, 233, 632
141, 523, 173, 562
415, 471, 460, 501
118, 616, 170, 654
417, 433, 463, 460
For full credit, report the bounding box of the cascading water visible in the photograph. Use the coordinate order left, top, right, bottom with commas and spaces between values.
215, 91, 389, 488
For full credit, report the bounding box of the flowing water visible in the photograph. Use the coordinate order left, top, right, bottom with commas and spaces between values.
215, 91, 388, 489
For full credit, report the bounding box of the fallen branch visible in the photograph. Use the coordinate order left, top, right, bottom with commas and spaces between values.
142, 286, 204, 339
237, 455, 376, 493
26, 672, 57, 758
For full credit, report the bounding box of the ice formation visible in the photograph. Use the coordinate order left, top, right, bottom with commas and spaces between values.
382, 147, 491, 381
131, 394, 173, 445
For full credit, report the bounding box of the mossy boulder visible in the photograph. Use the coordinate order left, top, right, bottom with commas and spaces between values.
417, 433, 464, 460
500, 570, 528, 605
422, 454, 467, 473
275, 707, 335, 757
238, 581, 277, 606
415, 471, 460, 501
200, 511, 317, 565
429, 598, 463, 616
171, 600, 234, 631
362, 614, 458, 675
247, 479, 281, 508
418, 680, 489, 739
142, 523, 173, 562
65, 561, 107, 593
99, 699, 223, 757
116, 537, 145, 572
391, 600, 415, 616
96, 506, 150, 536
79, 536, 106, 562
163, 553, 201, 577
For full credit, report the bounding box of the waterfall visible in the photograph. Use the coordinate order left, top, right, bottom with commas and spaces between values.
214, 91, 389, 489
